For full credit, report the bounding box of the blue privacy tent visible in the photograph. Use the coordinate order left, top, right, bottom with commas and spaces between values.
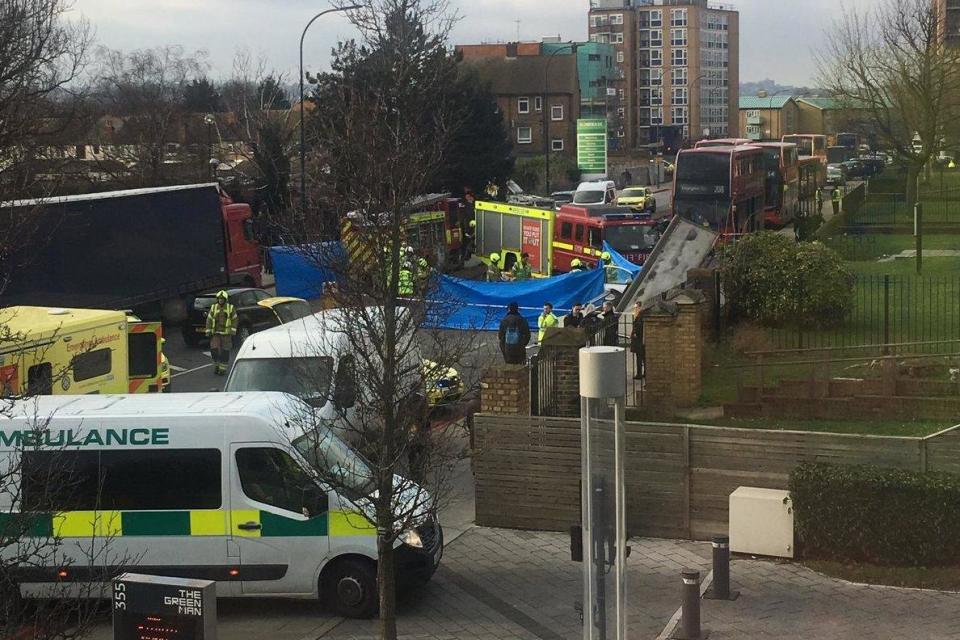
428, 269, 606, 331
270, 243, 345, 299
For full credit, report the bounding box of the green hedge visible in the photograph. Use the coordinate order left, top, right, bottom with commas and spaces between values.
790, 462, 960, 566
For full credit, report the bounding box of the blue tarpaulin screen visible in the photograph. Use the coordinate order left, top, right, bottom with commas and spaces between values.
602, 241, 643, 277
429, 269, 606, 331
271, 243, 345, 299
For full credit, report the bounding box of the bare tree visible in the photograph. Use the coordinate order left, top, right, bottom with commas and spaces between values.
91, 45, 208, 186
817, 0, 960, 201
219, 51, 296, 224
281, 2, 503, 638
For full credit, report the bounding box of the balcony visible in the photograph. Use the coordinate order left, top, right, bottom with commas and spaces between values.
747, 116, 762, 125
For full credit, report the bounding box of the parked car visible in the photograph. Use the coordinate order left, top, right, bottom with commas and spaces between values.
182, 287, 310, 346
616, 186, 657, 213
827, 163, 848, 186
841, 159, 866, 179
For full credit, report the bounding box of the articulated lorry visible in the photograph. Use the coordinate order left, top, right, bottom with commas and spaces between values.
2, 184, 261, 322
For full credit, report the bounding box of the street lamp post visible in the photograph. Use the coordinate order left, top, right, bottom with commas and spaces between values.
299, 5, 360, 218
543, 43, 578, 194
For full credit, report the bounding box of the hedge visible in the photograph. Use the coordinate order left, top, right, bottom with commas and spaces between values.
789, 462, 960, 566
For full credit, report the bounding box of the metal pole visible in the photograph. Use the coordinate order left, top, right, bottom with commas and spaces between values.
915, 201, 923, 275
679, 569, 701, 640
299, 5, 360, 219
705, 534, 738, 601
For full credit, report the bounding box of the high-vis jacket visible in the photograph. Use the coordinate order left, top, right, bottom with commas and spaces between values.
206, 301, 238, 336
537, 312, 559, 343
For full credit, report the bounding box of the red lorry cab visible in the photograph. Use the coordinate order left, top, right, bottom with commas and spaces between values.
220, 189, 263, 288
553, 204, 660, 271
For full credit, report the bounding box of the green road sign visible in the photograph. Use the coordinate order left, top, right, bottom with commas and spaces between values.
577, 119, 608, 174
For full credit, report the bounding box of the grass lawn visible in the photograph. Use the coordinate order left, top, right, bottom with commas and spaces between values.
825, 233, 960, 263
804, 560, 960, 591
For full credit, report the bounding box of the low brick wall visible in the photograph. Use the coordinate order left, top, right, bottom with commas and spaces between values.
480, 365, 530, 415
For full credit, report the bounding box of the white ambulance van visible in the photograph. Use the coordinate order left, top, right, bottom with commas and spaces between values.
0, 392, 442, 618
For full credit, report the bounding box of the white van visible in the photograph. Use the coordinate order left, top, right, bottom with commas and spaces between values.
572, 180, 617, 206
0, 393, 442, 618
224, 308, 434, 446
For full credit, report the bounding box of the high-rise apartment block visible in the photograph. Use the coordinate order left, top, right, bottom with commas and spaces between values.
936, 0, 960, 46
588, 0, 739, 151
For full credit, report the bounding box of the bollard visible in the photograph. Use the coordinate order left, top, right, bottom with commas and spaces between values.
705, 534, 739, 601
679, 568, 702, 640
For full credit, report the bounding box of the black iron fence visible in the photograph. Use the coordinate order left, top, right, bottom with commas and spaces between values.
852, 191, 960, 226
531, 314, 644, 416
769, 274, 960, 352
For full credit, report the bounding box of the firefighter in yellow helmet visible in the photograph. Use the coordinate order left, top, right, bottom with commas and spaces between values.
205, 290, 238, 375
600, 251, 612, 266
487, 253, 503, 282
570, 258, 587, 273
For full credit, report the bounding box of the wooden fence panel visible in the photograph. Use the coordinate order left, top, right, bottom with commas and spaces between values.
473, 415, 934, 541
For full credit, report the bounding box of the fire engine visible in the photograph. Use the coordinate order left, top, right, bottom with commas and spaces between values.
474, 200, 662, 275
341, 193, 470, 272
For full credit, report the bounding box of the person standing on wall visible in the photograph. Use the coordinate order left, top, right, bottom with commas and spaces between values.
831, 185, 842, 218
205, 290, 238, 375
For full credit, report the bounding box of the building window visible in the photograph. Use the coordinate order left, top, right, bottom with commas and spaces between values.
551, 138, 564, 151
671, 28, 687, 47
650, 29, 663, 47
517, 127, 532, 144
672, 68, 687, 86
671, 8, 688, 27
551, 105, 564, 121
672, 87, 688, 105
671, 48, 687, 67
672, 107, 689, 125
651, 48, 663, 67
619, 88, 625, 99
651, 69, 663, 86
518, 97, 530, 114
651, 107, 663, 125
650, 9, 662, 27
610, 13, 623, 25
535, 96, 542, 112
617, 51, 625, 63
651, 88, 663, 106
613, 33, 624, 44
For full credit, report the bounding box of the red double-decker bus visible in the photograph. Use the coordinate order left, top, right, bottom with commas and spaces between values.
672, 145, 766, 237
781, 134, 827, 160
694, 138, 753, 149
752, 142, 800, 227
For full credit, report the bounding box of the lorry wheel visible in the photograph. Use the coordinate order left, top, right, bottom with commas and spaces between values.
322, 558, 377, 618
236, 324, 251, 345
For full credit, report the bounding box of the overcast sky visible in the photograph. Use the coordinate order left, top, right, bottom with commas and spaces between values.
72, 0, 873, 86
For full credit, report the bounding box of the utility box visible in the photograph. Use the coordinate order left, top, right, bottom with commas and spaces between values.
113, 573, 216, 640
729, 487, 794, 558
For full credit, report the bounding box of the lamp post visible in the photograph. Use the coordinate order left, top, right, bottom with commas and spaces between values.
299, 5, 360, 218
203, 114, 215, 180
543, 43, 578, 194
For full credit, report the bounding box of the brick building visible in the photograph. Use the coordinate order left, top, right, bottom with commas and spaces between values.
587, 0, 740, 151
739, 95, 800, 141
935, 0, 960, 47
457, 41, 618, 161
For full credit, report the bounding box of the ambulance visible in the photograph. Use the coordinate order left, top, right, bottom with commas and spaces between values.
0, 306, 167, 396
0, 393, 442, 618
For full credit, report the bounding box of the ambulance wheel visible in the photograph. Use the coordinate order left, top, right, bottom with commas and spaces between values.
322, 558, 378, 618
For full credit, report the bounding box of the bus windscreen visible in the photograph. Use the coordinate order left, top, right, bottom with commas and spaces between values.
673, 153, 731, 229
783, 136, 812, 156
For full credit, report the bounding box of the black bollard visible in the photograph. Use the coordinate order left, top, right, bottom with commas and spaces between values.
679, 568, 702, 639
705, 534, 738, 601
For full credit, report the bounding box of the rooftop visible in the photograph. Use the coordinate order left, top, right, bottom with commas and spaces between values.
739, 96, 795, 110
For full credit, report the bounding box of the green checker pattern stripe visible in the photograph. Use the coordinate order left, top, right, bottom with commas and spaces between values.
0, 511, 330, 537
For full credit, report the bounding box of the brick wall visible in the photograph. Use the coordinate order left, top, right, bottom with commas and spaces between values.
640, 292, 706, 417
481, 365, 530, 415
